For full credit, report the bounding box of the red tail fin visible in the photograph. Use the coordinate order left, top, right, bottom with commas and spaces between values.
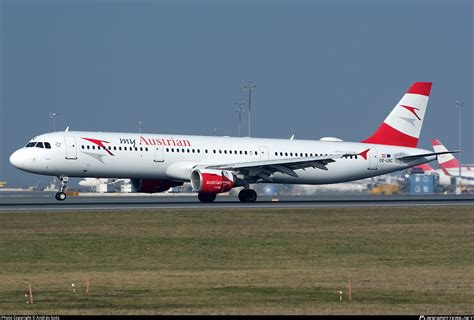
362, 82, 432, 147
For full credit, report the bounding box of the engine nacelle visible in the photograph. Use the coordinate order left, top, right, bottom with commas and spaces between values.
131, 179, 183, 193
191, 168, 235, 193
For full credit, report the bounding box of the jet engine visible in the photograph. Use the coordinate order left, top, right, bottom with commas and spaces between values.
131, 179, 183, 193
190, 168, 236, 193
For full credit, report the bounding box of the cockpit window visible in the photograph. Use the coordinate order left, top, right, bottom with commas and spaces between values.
36, 142, 44, 148
26, 142, 36, 148
44, 142, 51, 149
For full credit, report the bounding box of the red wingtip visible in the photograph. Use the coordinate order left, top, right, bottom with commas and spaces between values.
406, 82, 432, 97
431, 139, 442, 146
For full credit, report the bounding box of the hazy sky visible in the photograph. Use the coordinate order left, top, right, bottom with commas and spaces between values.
1, 0, 472, 187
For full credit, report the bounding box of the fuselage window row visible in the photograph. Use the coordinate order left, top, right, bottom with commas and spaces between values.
80, 145, 149, 152
77, 145, 357, 160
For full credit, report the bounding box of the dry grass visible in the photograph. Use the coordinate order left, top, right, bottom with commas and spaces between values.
0, 206, 472, 314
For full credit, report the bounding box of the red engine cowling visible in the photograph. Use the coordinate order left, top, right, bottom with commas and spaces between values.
131, 179, 183, 193
191, 168, 235, 193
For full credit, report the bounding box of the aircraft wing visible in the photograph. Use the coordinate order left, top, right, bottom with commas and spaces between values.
396, 150, 461, 162
205, 154, 346, 182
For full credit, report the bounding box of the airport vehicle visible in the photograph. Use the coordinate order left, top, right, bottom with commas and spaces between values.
369, 182, 400, 195
10, 82, 456, 202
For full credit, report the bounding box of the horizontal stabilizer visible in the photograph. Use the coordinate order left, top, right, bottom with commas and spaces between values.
396, 150, 460, 162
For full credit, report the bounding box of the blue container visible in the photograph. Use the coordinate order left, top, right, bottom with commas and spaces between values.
409, 174, 434, 194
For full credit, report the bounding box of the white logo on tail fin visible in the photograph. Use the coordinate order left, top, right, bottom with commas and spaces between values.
362, 82, 432, 148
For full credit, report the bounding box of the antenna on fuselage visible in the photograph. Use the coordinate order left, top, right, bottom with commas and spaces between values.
65, 126, 69, 132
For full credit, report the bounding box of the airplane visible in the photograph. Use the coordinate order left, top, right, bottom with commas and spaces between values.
432, 139, 474, 180
9, 82, 457, 202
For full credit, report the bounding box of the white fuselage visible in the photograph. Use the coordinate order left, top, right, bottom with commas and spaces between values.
10, 131, 436, 186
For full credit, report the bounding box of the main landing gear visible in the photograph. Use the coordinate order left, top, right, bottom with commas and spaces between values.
197, 189, 258, 203
55, 176, 68, 201
238, 189, 257, 203
198, 192, 217, 203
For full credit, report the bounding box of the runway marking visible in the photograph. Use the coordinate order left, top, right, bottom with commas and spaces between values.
0, 201, 473, 212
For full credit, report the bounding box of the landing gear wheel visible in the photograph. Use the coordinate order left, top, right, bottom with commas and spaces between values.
198, 192, 217, 203
238, 189, 257, 203
55, 192, 67, 201
55, 175, 69, 201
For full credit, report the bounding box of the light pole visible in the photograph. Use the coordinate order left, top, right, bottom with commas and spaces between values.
456, 101, 464, 193
235, 101, 246, 137
49, 113, 60, 132
138, 121, 143, 134
243, 82, 256, 137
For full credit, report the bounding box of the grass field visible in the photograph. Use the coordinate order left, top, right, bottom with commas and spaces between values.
0, 206, 472, 315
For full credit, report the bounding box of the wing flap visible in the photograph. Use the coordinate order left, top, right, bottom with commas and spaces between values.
206, 154, 345, 179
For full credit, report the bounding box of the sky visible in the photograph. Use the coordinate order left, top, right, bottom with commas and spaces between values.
0, 0, 473, 187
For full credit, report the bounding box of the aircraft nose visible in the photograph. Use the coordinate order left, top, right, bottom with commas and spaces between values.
9, 149, 26, 169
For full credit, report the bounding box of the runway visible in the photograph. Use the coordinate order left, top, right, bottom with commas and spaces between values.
0, 191, 473, 211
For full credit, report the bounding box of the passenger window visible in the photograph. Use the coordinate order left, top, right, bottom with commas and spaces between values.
36, 142, 44, 148
192, 149, 195, 153
224, 150, 227, 154
219, 150, 222, 154
119, 147, 122, 151
245, 151, 248, 155
205, 150, 208, 153
81, 145, 84, 149
124, 147, 127, 151
240, 151, 243, 155
166, 148, 169, 152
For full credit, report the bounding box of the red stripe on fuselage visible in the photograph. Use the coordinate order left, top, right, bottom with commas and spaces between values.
362, 122, 418, 147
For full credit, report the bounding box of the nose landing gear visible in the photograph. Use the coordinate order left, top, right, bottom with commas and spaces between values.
55, 176, 68, 201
